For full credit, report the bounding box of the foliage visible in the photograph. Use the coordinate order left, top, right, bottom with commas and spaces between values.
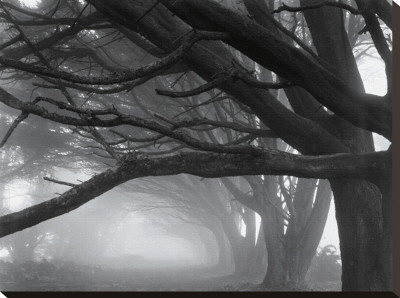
306, 245, 342, 290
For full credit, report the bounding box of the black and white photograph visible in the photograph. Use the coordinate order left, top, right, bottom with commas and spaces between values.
0, 0, 394, 293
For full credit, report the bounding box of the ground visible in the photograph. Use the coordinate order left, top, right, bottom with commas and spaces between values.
0, 260, 340, 291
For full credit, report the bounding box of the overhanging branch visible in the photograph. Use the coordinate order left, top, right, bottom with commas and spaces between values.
0, 149, 390, 238
0, 31, 229, 85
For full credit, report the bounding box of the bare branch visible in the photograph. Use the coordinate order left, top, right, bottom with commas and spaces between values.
43, 177, 77, 187
0, 31, 229, 85
0, 88, 263, 155
154, 113, 276, 137
0, 149, 391, 237
0, 112, 28, 148
272, 2, 362, 15
155, 74, 229, 97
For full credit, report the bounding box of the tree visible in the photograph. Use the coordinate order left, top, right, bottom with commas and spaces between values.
0, 0, 392, 291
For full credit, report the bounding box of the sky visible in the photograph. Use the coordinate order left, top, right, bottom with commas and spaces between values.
19, 0, 39, 8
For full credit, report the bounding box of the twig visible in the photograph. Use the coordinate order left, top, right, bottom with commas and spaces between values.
43, 177, 77, 187
0, 31, 229, 85
0, 112, 28, 148
155, 74, 229, 97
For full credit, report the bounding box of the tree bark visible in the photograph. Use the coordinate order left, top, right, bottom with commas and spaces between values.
261, 208, 286, 285
286, 180, 332, 285
330, 180, 384, 290
300, 1, 389, 290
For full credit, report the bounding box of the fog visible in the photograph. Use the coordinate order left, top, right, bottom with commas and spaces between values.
1, 174, 212, 266
0, 171, 257, 290
0, 0, 391, 292
0, 165, 343, 290
0, 34, 389, 291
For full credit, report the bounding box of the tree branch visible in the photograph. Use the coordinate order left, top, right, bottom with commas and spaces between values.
0, 112, 28, 148
0, 149, 390, 237
43, 177, 77, 187
155, 74, 229, 97
159, 0, 391, 140
272, 1, 362, 15
154, 113, 276, 137
0, 31, 228, 85
0, 88, 263, 155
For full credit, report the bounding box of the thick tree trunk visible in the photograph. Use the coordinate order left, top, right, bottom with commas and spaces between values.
238, 3, 387, 289
246, 223, 268, 282
381, 181, 392, 290
284, 179, 332, 286
261, 204, 286, 286
330, 180, 384, 290
220, 216, 249, 278
376, 164, 392, 291
299, 1, 389, 290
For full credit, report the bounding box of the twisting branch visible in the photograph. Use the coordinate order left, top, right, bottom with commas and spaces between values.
35, 96, 119, 116
0, 2, 52, 67
272, 1, 362, 15
156, 69, 293, 98
110, 130, 165, 144
0, 31, 229, 85
154, 113, 276, 137
0, 149, 391, 238
0, 88, 264, 155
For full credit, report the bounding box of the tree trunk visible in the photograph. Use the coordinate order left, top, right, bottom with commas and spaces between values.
221, 217, 249, 278
209, 220, 233, 275
241, 208, 259, 279
299, 1, 388, 290
330, 180, 384, 290
6, 231, 37, 263
381, 175, 392, 290
261, 203, 286, 286
286, 180, 332, 285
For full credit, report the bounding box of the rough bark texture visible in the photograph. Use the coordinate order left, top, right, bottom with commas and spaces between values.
158, 0, 391, 139
261, 199, 286, 285
300, 2, 387, 290
243, 0, 390, 290
1, 150, 386, 238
